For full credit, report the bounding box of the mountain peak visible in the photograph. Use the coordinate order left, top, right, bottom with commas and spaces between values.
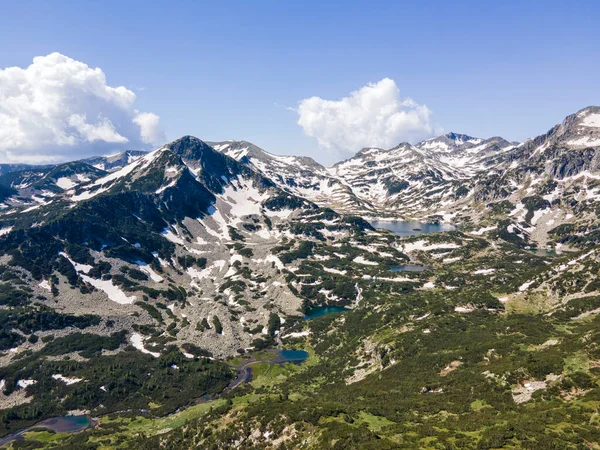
355, 146, 384, 156
82, 150, 147, 172
443, 132, 481, 144
573, 106, 600, 129
417, 132, 483, 153
164, 135, 218, 161
559, 106, 600, 130
209, 139, 325, 171
166, 135, 208, 148
540, 106, 600, 150
575, 105, 600, 117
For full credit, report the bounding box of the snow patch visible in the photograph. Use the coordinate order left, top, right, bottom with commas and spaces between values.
474, 268, 495, 275
352, 256, 378, 266
323, 267, 347, 275
130, 333, 160, 357
580, 113, 600, 127
401, 240, 460, 252
470, 226, 497, 236
81, 275, 136, 304
17, 379, 37, 389
266, 254, 284, 270
52, 374, 84, 385
282, 331, 311, 339
55, 177, 78, 190
161, 227, 184, 245
136, 261, 164, 282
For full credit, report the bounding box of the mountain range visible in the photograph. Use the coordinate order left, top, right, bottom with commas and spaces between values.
1, 106, 600, 448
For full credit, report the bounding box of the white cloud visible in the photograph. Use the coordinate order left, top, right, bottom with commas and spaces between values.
296, 78, 437, 154
133, 111, 165, 145
68, 114, 128, 143
0, 52, 165, 163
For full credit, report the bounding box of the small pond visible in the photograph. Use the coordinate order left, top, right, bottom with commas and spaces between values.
390, 265, 433, 272
303, 306, 350, 320
0, 415, 93, 447
36, 415, 92, 433
273, 349, 309, 364
369, 220, 455, 236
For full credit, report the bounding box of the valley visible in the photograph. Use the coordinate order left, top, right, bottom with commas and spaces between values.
0, 107, 599, 448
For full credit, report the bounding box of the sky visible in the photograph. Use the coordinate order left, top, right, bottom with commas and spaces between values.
0, 0, 599, 166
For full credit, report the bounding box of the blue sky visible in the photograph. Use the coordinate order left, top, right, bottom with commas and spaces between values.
0, 0, 599, 165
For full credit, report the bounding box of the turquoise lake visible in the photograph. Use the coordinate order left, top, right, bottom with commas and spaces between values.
276, 349, 309, 363
303, 306, 350, 320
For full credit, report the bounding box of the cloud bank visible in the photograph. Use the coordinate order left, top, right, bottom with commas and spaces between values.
296, 78, 437, 154
0, 53, 165, 163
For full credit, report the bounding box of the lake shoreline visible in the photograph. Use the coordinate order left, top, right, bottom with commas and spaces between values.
0, 415, 97, 447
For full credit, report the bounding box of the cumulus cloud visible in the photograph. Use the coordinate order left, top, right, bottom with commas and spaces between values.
296, 78, 438, 154
68, 114, 129, 143
0, 52, 165, 163
133, 111, 166, 145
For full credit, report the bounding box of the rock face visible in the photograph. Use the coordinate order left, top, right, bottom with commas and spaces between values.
522, 106, 600, 178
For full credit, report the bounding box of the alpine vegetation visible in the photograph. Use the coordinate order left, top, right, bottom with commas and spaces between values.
1, 107, 600, 449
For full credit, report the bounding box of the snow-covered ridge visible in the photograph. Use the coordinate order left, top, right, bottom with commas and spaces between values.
4, 105, 600, 230
207, 109, 600, 222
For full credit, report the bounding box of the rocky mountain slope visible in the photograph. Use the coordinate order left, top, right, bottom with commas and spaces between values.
210, 132, 518, 219
0, 136, 393, 366
209, 140, 370, 213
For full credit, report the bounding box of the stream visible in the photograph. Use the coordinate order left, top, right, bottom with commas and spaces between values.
0, 349, 309, 447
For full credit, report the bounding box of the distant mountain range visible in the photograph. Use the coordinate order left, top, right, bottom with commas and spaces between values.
209, 106, 600, 248
1, 106, 599, 251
